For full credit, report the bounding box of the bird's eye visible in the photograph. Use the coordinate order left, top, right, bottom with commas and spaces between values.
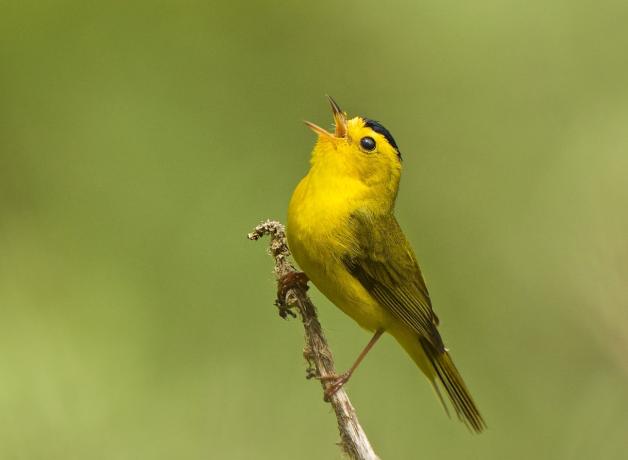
360, 136, 376, 152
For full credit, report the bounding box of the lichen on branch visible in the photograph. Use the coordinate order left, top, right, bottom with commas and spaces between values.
249, 220, 379, 460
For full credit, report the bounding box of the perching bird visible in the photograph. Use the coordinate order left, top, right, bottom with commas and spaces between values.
286, 96, 485, 433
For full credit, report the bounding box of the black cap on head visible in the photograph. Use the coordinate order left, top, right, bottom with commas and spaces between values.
363, 118, 401, 159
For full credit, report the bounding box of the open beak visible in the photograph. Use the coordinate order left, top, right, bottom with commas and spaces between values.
327, 95, 347, 137
303, 95, 348, 139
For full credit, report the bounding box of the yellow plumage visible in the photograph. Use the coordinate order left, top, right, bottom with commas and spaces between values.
287, 97, 485, 432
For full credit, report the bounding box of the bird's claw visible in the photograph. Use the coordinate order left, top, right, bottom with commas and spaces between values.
305, 367, 318, 380
273, 298, 297, 319
276, 272, 309, 318
321, 371, 351, 402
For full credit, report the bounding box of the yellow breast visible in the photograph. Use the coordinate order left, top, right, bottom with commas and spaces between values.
286, 172, 392, 332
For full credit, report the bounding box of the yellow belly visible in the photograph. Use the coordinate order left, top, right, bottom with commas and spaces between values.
286, 175, 392, 332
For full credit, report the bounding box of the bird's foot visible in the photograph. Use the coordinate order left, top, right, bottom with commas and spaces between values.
278, 271, 309, 299
320, 371, 352, 402
275, 272, 309, 318
305, 366, 318, 380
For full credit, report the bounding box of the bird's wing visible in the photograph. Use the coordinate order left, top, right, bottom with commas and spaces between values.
342, 210, 445, 351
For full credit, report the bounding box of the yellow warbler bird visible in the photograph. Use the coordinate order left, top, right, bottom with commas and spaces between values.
286, 96, 485, 433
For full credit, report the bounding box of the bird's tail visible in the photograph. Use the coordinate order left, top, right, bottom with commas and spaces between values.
391, 326, 485, 433
420, 337, 486, 433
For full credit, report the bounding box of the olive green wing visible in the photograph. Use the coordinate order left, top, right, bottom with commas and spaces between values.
342, 210, 445, 351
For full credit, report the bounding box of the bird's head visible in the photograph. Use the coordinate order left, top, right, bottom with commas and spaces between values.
305, 96, 402, 197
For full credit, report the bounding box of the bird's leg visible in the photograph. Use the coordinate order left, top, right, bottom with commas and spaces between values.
322, 328, 384, 401
275, 271, 309, 318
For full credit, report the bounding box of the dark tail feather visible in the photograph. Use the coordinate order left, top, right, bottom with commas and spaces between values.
421, 338, 486, 433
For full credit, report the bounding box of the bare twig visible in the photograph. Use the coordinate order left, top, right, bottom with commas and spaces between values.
249, 220, 380, 460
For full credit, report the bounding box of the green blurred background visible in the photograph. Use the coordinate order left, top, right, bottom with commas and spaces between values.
2, 1, 628, 458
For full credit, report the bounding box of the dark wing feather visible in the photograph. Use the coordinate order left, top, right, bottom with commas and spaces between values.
342, 210, 445, 351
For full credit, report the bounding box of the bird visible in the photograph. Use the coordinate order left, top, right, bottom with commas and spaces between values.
285, 96, 485, 433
